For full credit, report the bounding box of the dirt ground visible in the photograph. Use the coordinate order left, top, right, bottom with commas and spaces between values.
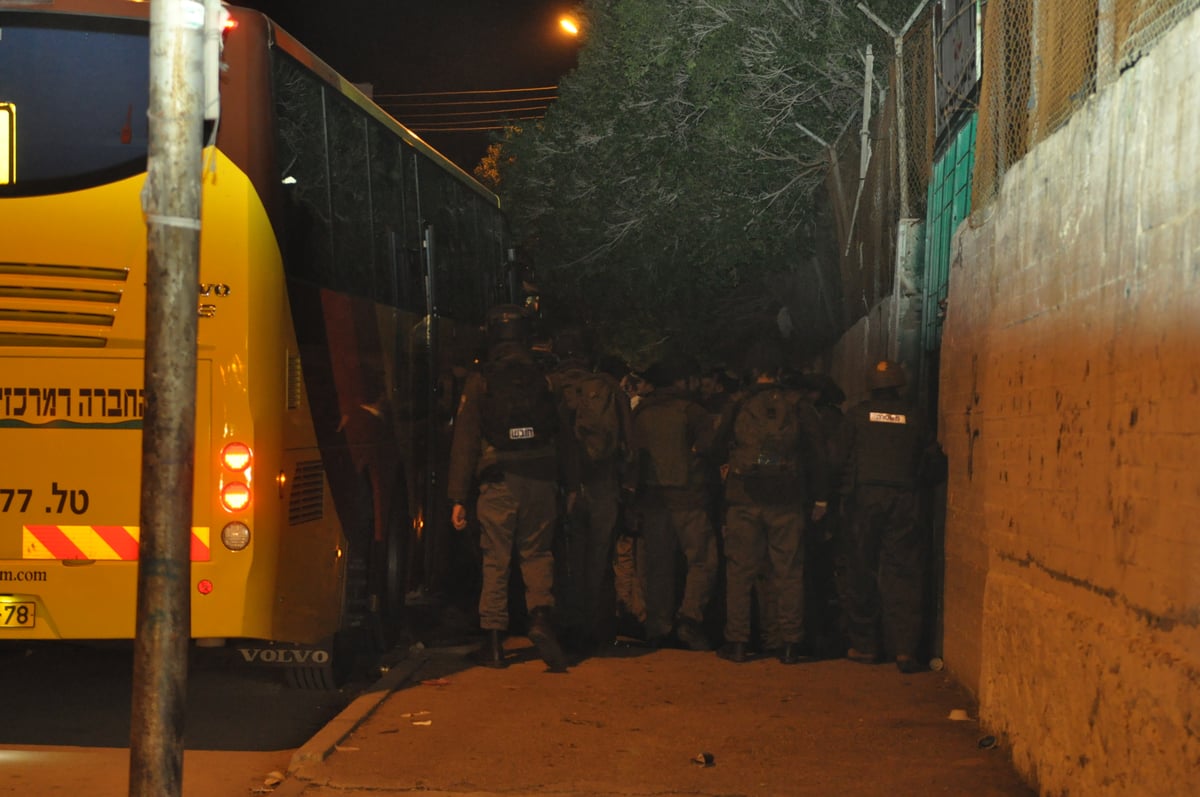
278, 636, 1036, 797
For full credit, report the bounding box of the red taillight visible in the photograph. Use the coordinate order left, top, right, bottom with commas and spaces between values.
220, 7, 238, 34
222, 442, 252, 472
219, 442, 251, 512
221, 482, 251, 512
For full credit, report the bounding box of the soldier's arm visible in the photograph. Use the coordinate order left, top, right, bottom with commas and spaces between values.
447, 372, 485, 505
706, 399, 738, 466
553, 376, 582, 494
839, 406, 859, 496
798, 403, 830, 504
687, 400, 718, 455
612, 374, 639, 493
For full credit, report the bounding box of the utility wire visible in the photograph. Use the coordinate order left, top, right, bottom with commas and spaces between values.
375, 85, 557, 133
389, 105, 551, 120
378, 95, 558, 110
373, 85, 559, 98
408, 117, 544, 132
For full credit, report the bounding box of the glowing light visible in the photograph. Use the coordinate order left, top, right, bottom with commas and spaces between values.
221, 442, 252, 472
221, 482, 251, 512
559, 16, 579, 36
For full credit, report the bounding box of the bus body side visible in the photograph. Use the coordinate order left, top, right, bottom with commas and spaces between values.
0, 2, 508, 659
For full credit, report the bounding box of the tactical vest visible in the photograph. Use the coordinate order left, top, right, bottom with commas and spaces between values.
851, 398, 920, 488
633, 394, 696, 488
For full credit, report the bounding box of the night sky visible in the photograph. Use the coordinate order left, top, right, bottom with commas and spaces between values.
234, 0, 581, 170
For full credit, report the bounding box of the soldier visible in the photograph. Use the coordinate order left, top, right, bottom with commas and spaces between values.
630, 358, 719, 651
547, 327, 635, 656
716, 341, 829, 664
841, 360, 937, 673
448, 305, 575, 672
794, 371, 849, 658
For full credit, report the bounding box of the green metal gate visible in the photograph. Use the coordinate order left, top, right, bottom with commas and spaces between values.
922, 114, 977, 352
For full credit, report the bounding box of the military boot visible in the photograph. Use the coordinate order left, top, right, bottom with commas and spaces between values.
528, 607, 569, 672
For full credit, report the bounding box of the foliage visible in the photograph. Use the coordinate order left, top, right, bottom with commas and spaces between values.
495, 0, 919, 365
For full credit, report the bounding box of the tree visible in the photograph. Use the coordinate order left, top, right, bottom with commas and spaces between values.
496, 0, 917, 365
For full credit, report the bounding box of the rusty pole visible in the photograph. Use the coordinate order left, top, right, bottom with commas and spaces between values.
129, 1, 205, 795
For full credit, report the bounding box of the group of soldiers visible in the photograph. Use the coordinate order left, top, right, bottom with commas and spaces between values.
447, 304, 943, 674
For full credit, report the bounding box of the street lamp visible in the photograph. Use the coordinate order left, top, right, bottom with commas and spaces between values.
559, 15, 579, 36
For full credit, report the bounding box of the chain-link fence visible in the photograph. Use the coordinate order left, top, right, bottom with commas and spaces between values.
826, 4, 938, 330
900, 10, 936, 220
823, 0, 1197, 329
972, 0, 1198, 213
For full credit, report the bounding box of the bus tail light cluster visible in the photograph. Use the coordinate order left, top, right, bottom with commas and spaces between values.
219, 442, 252, 551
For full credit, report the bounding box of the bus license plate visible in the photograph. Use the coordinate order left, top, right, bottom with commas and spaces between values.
1, 602, 35, 628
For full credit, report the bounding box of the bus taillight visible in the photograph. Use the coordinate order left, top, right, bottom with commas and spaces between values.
221, 482, 251, 512
219, 443, 251, 511
221, 442, 252, 472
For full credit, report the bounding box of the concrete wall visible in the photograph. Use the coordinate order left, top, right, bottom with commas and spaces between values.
831, 296, 893, 407
938, 10, 1200, 796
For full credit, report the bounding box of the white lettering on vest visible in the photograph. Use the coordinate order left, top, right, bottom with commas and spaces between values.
869, 411, 907, 424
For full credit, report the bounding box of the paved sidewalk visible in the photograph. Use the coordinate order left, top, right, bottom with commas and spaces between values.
275, 639, 1035, 797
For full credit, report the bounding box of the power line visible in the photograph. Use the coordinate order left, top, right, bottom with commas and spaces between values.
408, 116, 544, 132
388, 104, 551, 120
377, 95, 558, 110
373, 85, 558, 99
374, 86, 555, 134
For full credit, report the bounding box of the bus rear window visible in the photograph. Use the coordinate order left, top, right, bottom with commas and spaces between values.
0, 13, 149, 196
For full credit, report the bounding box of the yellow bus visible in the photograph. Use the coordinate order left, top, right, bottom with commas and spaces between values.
0, 0, 509, 687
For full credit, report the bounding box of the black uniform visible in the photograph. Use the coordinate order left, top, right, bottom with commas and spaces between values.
841, 392, 927, 664
447, 341, 577, 670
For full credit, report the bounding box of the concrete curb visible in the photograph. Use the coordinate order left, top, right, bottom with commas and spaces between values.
273, 651, 431, 795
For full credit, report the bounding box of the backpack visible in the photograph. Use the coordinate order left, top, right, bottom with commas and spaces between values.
480, 360, 559, 451
729, 386, 802, 477
632, 395, 692, 488
556, 368, 621, 463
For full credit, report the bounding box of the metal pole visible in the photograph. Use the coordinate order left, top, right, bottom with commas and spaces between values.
859, 44, 874, 180
858, 1, 931, 218
894, 35, 909, 217
422, 221, 440, 589
130, 1, 205, 795
844, 44, 874, 257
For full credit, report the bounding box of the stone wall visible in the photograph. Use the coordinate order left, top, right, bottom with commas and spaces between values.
939, 10, 1200, 795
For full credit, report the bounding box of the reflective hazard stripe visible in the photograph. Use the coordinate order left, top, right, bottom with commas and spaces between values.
22, 526, 211, 561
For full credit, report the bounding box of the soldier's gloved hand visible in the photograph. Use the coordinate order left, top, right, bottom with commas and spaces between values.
811, 501, 828, 523
451, 502, 468, 531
